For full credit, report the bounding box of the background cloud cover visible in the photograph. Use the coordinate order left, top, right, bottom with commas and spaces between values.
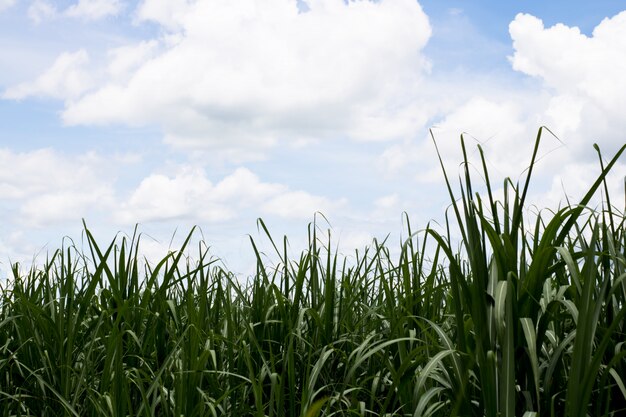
1, 0, 625, 275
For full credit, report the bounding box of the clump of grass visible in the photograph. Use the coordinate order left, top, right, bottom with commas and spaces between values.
0, 128, 624, 417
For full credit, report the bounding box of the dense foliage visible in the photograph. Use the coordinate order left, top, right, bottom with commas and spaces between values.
1, 130, 625, 416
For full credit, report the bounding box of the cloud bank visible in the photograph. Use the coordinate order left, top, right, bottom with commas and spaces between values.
115, 166, 345, 224
2, 3, 625, 272
10, 0, 433, 156
0, 148, 345, 228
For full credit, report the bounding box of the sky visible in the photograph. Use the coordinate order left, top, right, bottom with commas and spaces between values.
1, 0, 625, 276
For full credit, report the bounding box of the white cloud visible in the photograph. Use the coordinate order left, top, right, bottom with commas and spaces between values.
115, 166, 344, 224
374, 194, 399, 211
378, 8, 626, 205
0, 0, 16, 13
0, 146, 340, 231
509, 12, 626, 101
26, 0, 123, 23
65, 0, 124, 20
0, 149, 97, 199
336, 229, 373, 253
53, 0, 432, 154
20, 187, 114, 225
378, 140, 421, 178
27, 0, 57, 24
544, 94, 585, 134
115, 168, 228, 223
211, 167, 285, 202
428, 97, 533, 172
134, 0, 193, 30
365, 193, 406, 223
509, 12, 626, 154
378, 94, 550, 183
261, 191, 345, 219
529, 159, 626, 214
107, 40, 160, 81
0, 148, 115, 226
2, 50, 93, 100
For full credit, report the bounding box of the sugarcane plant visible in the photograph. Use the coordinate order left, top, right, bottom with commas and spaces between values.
0, 128, 624, 417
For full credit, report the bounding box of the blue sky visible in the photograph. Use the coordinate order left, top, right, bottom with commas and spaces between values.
1, 0, 625, 275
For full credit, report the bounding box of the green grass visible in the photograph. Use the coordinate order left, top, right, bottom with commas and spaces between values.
1, 128, 625, 416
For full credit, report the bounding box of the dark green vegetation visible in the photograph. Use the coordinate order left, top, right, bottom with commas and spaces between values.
1, 129, 625, 416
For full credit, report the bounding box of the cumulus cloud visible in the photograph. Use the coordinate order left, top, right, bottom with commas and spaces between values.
115, 168, 230, 223
114, 166, 345, 224
65, 0, 124, 20
2, 50, 93, 100
261, 191, 345, 219
379, 9, 626, 208
39, 0, 432, 154
0, 146, 343, 229
0, 148, 115, 226
509, 12, 626, 102
509, 11, 626, 155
